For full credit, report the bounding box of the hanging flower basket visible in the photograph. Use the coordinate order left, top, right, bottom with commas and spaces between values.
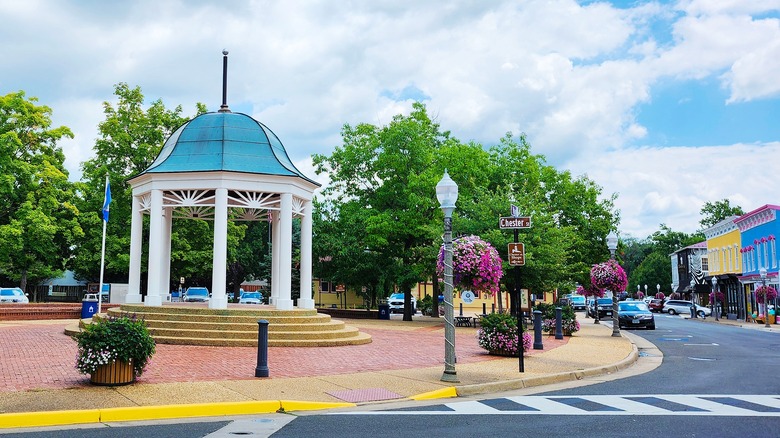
437, 235, 503, 294
708, 291, 725, 304
756, 285, 778, 304
590, 260, 628, 292
576, 284, 605, 299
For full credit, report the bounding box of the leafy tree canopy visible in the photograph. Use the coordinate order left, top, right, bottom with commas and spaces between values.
699, 199, 744, 229
0, 91, 81, 291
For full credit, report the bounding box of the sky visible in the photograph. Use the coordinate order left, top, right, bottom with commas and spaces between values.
2, 0, 779, 240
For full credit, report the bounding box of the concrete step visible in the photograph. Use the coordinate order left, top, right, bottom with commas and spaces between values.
148, 325, 361, 341
86, 303, 373, 347
152, 332, 373, 347
139, 319, 347, 332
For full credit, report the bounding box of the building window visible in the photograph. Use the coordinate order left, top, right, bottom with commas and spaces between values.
772, 239, 777, 268
320, 281, 331, 292
701, 256, 709, 272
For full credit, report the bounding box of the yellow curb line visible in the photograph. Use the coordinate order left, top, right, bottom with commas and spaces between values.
409, 387, 458, 400
0, 399, 355, 429
0, 409, 101, 429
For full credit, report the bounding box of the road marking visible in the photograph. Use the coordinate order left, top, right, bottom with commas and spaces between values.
332, 395, 780, 416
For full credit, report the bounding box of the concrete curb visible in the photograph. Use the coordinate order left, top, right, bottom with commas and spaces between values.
454, 341, 639, 397
0, 399, 356, 430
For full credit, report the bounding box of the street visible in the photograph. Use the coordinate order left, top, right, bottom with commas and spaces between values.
5, 314, 779, 438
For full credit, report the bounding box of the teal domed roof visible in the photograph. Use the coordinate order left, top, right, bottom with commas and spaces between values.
140, 111, 318, 185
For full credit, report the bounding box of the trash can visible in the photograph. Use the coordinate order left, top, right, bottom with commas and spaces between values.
81, 294, 99, 319
378, 303, 390, 320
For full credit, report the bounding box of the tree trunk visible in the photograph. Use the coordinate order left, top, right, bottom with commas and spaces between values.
403, 289, 414, 321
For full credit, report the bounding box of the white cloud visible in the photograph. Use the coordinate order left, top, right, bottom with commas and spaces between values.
564, 142, 780, 239
1, 0, 778, 238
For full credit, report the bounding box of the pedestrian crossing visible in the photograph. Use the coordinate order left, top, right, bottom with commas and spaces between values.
336, 395, 780, 416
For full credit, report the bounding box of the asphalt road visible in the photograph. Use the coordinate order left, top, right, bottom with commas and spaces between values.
7, 314, 779, 438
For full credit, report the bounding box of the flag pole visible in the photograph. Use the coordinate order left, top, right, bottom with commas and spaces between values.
98, 174, 109, 315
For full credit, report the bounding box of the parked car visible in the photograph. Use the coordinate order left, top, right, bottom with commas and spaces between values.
388, 293, 416, 314
0, 287, 29, 304
183, 287, 210, 302
239, 291, 262, 304
648, 299, 665, 313
663, 299, 711, 317
568, 295, 587, 311
587, 298, 614, 318
618, 301, 655, 330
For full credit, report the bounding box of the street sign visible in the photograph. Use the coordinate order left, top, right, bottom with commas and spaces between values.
461, 290, 475, 304
508, 243, 525, 266
499, 216, 531, 229
511, 204, 520, 218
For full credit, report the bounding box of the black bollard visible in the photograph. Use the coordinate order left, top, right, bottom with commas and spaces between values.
255, 319, 269, 377
492, 303, 495, 314
555, 307, 563, 340
533, 310, 544, 350
482, 302, 487, 315
459, 302, 463, 316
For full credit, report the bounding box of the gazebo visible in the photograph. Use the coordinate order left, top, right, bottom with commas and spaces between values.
125, 89, 319, 310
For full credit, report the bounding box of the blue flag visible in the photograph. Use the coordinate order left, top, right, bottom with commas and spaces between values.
102, 180, 112, 222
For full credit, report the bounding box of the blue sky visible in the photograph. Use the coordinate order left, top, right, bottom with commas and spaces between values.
1, 0, 779, 239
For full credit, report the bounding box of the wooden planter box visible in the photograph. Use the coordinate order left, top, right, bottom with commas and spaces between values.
90, 360, 135, 386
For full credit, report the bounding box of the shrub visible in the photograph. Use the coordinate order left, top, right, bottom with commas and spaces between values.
476, 312, 532, 355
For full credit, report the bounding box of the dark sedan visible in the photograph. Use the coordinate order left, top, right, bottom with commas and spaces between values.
587, 298, 614, 319
618, 301, 655, 330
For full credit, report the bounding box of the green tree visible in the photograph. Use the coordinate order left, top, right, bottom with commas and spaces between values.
73, 83, 206, 285
0, 91, 82, 296
313, 104, 619, 319
699, 199, 744, 229
313, 103, 454, 321
627, 252, 671, 297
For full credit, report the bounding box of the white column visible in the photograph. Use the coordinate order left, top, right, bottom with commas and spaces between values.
298, 199, 315, 309
161, 207, 173, 302
209, 188, 229, 309
126, 194, 143, 304
275, 193, 294, 310
145, 189, 163, 306
271, 210, 280, 306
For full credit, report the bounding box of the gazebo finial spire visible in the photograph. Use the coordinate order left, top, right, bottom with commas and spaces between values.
219, 49, 231, 113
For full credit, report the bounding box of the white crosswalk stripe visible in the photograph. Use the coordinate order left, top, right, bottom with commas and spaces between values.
332, 395, 780, 416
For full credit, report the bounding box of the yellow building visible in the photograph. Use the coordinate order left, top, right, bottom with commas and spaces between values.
703, 215, 744, 319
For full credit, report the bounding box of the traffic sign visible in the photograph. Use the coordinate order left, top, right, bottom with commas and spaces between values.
511, 204, 520, 217
499, 216, 531, 229
508, 243, 525, 266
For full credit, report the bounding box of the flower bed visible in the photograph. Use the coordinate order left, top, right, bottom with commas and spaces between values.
476, 312, 532, 356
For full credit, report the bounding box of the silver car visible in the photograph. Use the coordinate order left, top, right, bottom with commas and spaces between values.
239, 291, 262, 304
663, 300, 711, 318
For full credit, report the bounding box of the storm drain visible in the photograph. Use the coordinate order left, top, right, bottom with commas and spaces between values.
327, 388, 404, 403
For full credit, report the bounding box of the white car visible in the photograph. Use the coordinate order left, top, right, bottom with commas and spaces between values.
387, 293, 416, 314
0, 287, 28, 304
239, 291, 262, 304
663, 300, 711, 318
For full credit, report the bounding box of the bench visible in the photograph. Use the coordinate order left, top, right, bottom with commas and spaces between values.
454, 316, 472, 327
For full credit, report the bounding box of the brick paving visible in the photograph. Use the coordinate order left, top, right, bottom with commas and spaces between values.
0, 320, 567, 393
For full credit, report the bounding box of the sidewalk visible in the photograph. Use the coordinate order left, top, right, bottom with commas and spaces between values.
0, 315, 636, 429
